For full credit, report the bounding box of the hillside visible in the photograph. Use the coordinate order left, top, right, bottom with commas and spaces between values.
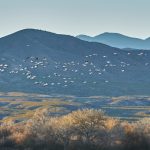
0, 29, 150, 96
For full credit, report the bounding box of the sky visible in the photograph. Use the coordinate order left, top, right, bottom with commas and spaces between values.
0, 0, 150, 39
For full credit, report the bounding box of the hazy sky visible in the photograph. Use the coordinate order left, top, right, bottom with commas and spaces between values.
0, 0, 150, 38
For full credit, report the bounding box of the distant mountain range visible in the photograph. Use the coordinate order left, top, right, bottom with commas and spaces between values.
1, 29, 150, 96
77, 32, 150, 50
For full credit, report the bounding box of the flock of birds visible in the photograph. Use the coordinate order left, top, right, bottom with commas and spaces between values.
0, 50, 150, 88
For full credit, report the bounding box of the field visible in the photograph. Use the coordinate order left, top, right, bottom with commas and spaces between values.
0, 92, 150, 124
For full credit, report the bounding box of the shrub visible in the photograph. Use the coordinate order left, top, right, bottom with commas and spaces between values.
0, 109, 150, 150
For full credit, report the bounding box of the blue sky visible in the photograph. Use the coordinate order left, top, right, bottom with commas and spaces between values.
0, 0, 150, 38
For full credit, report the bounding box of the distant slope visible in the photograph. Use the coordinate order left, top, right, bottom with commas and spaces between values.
1, 29, 150, 96
77, 32, 150, 50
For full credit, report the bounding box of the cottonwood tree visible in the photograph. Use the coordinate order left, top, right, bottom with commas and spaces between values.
70, 109, 106, 146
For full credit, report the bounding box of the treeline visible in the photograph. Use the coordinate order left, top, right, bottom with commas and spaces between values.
0, 109, 150, 150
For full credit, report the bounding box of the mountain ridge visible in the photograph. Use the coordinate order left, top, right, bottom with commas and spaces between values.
77, 32, 150, 49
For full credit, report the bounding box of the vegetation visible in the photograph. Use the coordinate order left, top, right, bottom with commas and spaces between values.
1, 92, 150, 124
0, 109, 150, 150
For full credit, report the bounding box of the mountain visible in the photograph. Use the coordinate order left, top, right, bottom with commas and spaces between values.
1, 29, 150, 96
77, 32, 150, 50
